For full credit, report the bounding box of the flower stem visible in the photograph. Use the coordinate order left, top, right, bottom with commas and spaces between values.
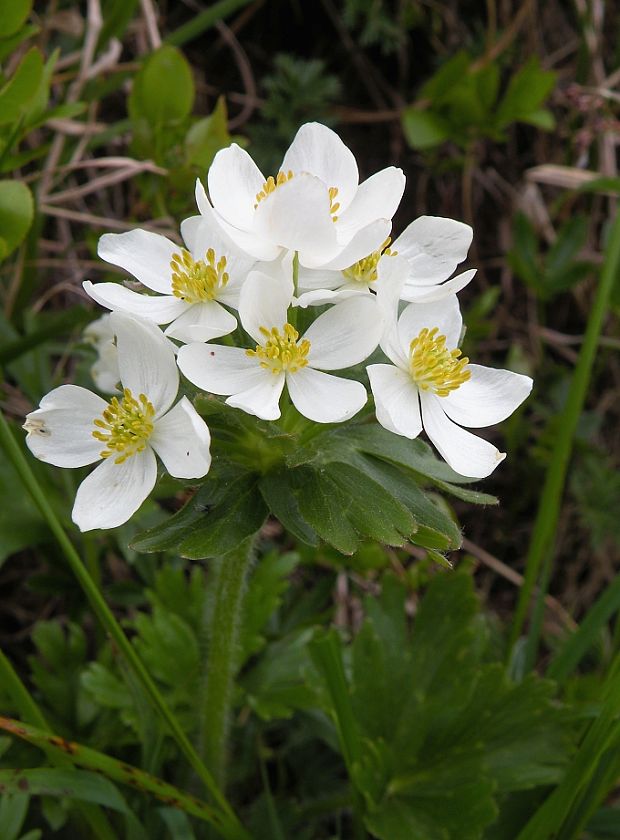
199, 535, 256, 788
0, 410, 249, 840
508, 209, 620, 665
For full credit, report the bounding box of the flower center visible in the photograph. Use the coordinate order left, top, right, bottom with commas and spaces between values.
246, 323, 311, 375
254, 170, 294, 208
342, 238, 396, 285
170, 248, 229, 303
92, 388, 155, 463
409, 327, 470, 397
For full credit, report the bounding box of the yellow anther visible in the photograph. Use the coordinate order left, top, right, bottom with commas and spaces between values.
409, 327, 470, 397
92, 388, 155, 463
170, 248, 229, 304
342, 238, 396, 285
246, 323, 311, 374
254, 170, 294, 208
328, 186, 340, 222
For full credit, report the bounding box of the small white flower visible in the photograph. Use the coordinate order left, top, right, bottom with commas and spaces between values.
201, 121, 406, 269
83, 204, 255, 344
177, 268, 384, 424
23, 314, 212, 531
83, 314, 120, 393
367, 295, 533, 478
295, 215, 476, 308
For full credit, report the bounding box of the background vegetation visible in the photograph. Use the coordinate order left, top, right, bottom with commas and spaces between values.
1, 0, 619, 838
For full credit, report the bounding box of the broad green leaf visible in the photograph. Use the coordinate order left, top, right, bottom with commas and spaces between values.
0, 0, 32, 38
129, 45, 195, 127
495, 58, 556, 129
185, 96, 235, 169
401, 108, 451, 150
0, 180, 33, 259
133, 605, 200, 689
292, 465, 359, 554
0, 24, 38, 63
130, 463, 267, 558
259, 468, 319, 546
0, 792, 28, 840
420, 51, 472, 103
0, 769, 128, 813
0, 47, 44, 125
0, 441, 48, 565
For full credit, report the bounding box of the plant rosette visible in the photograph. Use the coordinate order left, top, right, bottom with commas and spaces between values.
177, 267, 384, 424
23, 313, 212, 531
83, 202, 255, 344
200, 121, 406, 269
367, 293, 533, 478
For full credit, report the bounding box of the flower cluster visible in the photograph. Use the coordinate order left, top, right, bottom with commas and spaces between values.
24, 122, 532, 531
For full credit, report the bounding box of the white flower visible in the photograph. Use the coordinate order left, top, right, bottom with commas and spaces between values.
83, 314, 120, 393
394, 216, 476, 303
201, 121, 406, 269
83, 204, 255, 344
295, 215, 476, 308
367, 295, 533, 478
23, 314, 212, 531
177, 268, 384, 423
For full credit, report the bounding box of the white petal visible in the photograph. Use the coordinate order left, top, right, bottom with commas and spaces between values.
111, 313, 179, 417
150, 397, 212, 479
91, 343, 120, 394
336, 167, 405, 239
82, 281, 189, 324
393, 216, 472, 286
400, 269, 477, 303
209, 212, 282, 261
207, 143, 266, 229
297, 267, 343, 292
287, 367, 367, 423
254, 173, 339, 262
239, 269, 293, 343
195, 178, 211, 216
367, 364, 422, 438
441, 365, 533, 428
226, 372, 285, 421
397, 294, 463, 358
164, 300, 237, 343
420, 392, 505, 479
304, 296, 383, 370
281, 122, 359, 211
375, 254, 410, 331
24, 384, 106, 468
72, 448, 157, 531
295, 287, 371, 308
313, 219, 392, 271
182, 207, 256, 281
177, 343, 264, 395
97, 230, 179, 294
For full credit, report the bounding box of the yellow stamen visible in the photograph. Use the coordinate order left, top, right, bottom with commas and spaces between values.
170, 248, 229, 303
92, 388, 155, 463
328, 186, 340, 222
254, 170, 294, 208
246, 323, 311, 375
409, 327, 470, 397
342, 238, 397, 285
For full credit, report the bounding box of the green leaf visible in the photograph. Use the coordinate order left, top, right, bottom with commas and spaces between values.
401, 108, 451, 150
259, 468, 319, 546
0, 0, 32, 38
0, 791, 28, 840
130, 463, 267, 558
185, 96, 235, 169
133, 605, 200, 690
0, 24, 38, 63
495, 58, 556, 129
0, 769, 129, 813
0, 439, 48, 565
420, 51, 472, 103
0, 180, 33, 260
128, 45, 195, 127
0, 47, 44, 125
